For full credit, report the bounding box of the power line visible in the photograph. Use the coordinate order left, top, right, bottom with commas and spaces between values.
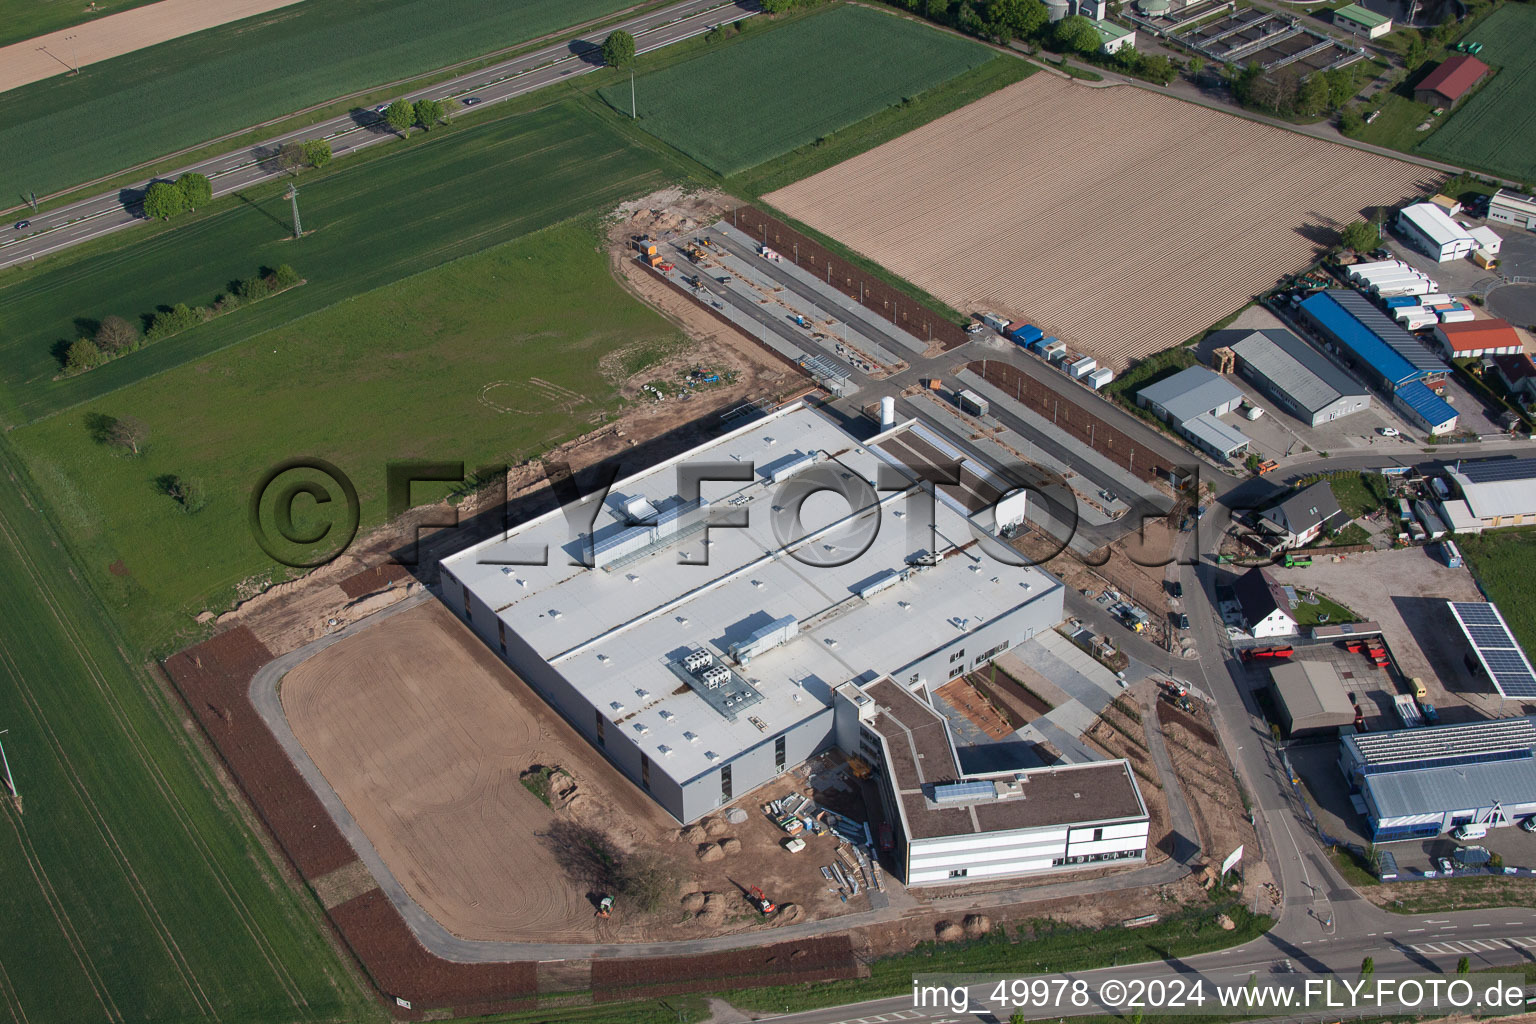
285, 184, 302, 238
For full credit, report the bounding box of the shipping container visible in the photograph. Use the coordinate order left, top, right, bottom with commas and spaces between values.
979, 311, 1012, 334
1393, 305, 1428, 321
1442, 539, 1462, 568
1383, 295, 1421, 309
1438, 309, 1476, 324
1068, 356, 1097, 379
957, 389, 990, 416
1473, 250, 1498, 270
1042, 340, 1067, 362
1009, 324, 1044, 346
1088, 367, 1114, 389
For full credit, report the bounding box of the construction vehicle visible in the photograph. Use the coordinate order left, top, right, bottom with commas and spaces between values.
1255, 460, 1279, 476
1282, 553, 1313, 568
792, 314, 810, 328
748, 886, 778, 915
847, 755, 873, 780
657, 261, 674, 272
596, 895, 615, 918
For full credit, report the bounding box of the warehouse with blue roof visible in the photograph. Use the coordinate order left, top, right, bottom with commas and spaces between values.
1297, 291, 1457, 434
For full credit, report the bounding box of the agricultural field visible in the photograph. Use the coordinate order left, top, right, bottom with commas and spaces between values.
0, 0, 631, 199
0, 440, 376, 1022
767, 75, 1436, 369
0, 100, 673, 426
1418, 4, 1536, 183
0, 0, 161, 48
596, 5, 994, 176
10, 217, 695, 652
1459, 525, 1536, 653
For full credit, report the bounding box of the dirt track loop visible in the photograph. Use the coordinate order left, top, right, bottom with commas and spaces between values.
767, 75, 1437, 369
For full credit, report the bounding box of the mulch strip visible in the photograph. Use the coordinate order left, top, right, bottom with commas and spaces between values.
591, 934, 860, 1001
969, 359, 1180, 484
338, 563, 415, 599
162, 625, 862, 1014
731, 205, 970, 352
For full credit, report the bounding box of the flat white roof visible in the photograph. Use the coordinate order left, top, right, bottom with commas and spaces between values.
1400, 202, 1474, 249
441, 404, 1061, 782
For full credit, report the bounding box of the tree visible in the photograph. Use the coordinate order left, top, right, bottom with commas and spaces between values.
107, 415, 149, 455
1298, 72, 1330, 117
167, 475, 208, 514
64, 338, 104, 373
384, 99, 415, 137
278, 142, 306, 175
1456, 956, 1470, 975
1052, 15, 1101, 55
300, 138, 331, 170
95, 315, 139, 355
413, 98, 444, 131
601, 29, 636, 67
1340, 219, 1380, 252
273, 263, 301, 289
176, 172, 211, 209
1187, 54, 1206, 80
1339, 105, 1366, 136
141, 180, 188, 220
1360, 956, 1374, 980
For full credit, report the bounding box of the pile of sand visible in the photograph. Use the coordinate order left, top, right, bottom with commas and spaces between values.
697, 843, 725, 863
963, 914, 992, 937
720, 837, 742, 856
935, 921, 964, 942
680, 891, 707, 913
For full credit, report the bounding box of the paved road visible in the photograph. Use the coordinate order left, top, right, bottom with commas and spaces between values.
0, 0, 757, 269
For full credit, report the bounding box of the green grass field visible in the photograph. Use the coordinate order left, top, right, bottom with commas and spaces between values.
0, 438, 379, 1022
0, 98, 673, 427
1418, 5, 1536, 181
0, 0, 632, 200
597, 5, 993, 175
0, 0, 163, 48
12, 219, 689, 652
1459, 525, 1536, 652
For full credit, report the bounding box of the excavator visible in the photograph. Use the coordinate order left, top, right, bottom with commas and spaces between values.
748, 886, 777, 915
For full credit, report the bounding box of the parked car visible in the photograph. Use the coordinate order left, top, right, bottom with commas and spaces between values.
1378, 427, 1399, 437
1177, 613, 1190, 630
462, 96, 482, 105
13, 219, 29, 230
1437, 857, 1455, 875
1168, 581, 1184, 599
1520, 816, 1536, 833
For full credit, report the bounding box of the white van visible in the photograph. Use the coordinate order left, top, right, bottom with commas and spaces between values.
1452, 823, 1488, 841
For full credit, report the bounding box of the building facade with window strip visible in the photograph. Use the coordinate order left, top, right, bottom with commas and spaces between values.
836, 678, 1147, 885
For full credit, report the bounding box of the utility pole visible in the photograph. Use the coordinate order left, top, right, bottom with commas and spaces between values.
66, 34, 79, 74
630, 68, 636, 119
0, 730, 18, 811
285, 183, 302, 238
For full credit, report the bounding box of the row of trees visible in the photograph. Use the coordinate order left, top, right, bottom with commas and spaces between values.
62, 264, 301, 375
381, 97, 451, 136
277, 138, 333, 175
142, 172, 212, 221
1230, 61, 1365, 120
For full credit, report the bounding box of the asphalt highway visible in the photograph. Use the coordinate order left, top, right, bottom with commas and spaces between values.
0, 0, 758, 270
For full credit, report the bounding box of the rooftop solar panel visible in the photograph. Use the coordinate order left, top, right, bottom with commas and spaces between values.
1455, 458, 1536, 484
1448, 601, 1536, 699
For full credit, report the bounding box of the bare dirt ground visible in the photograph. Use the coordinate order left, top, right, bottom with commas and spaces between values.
0, 0, 307, 93
281, 600, 870, 943
1155, 700, 1268, 899
766, 75, 1437, 370
1268, 546, 1495, 718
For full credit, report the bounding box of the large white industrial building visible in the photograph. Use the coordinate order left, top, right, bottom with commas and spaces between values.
439, 402, 1066, 825
1489, 189, 1536, 232
1396, 202, 1476, 262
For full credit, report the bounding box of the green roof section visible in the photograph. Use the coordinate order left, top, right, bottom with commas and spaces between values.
1093, 18, 1134, 41
1335, 3, 1390, 28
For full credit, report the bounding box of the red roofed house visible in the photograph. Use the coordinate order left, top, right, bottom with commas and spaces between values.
1433, 318, 1523, 358
1414, 54, 1490, 105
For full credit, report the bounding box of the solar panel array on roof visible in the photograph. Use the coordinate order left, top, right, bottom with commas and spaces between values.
1449, 601, 1536, 698
1456, 458, 1536, 484
1348, 715, 1536, 767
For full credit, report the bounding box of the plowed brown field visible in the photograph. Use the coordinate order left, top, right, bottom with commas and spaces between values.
766, 76, 1437, 369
